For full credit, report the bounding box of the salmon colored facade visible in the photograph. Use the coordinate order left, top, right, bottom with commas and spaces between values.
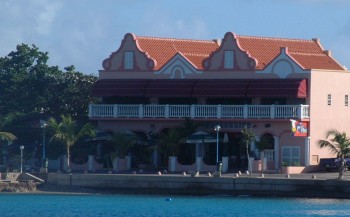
89, 32, 349, 173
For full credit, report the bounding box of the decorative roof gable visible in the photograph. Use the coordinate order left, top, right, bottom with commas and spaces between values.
101, 32, 345, 72
102, 33, 156, 71
156, 52, 201, 79
203, 32, 258, 70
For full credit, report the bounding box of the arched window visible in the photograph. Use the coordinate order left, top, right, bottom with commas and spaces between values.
258, 133, 274, 150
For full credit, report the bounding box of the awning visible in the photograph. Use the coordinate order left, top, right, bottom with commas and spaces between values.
91, 79, 148, 97
192, 79, 249, 97
144, 79, 196, 97
92, 79, 307, 98
246, 79, 307, 98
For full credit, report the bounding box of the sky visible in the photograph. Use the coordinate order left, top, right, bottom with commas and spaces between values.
1, 0, 350, 75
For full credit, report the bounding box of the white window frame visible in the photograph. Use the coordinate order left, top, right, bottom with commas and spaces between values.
282, 146, 300, 166
327, 94, 332, 106
224, 50, 234, 69
345, 95, 348, 107
124, 51, 134, 69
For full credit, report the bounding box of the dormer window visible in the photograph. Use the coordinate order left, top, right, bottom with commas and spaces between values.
124, 51, 134, 69
224, 50, 234, 69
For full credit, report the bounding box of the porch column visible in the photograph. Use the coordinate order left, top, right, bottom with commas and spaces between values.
153, 148, 158, 167
125, 155, 132, 170
305, 137, 310, 166
196, 157, 203, 171
195, 142, 201, 157
88, 155, 94, 171
273, 136, 279, 170
222, 156, 229, 173
254, 136, 260, 158
169, 156, 177, 172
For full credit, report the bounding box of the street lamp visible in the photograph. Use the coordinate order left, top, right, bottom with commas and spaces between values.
20, 145, 24, 173
214, 125, 221, 164
40, 120, 48, 168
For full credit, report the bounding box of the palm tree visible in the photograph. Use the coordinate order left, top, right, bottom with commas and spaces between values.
48, 114, 95, 171
0, 132, 17, 142
318, 129, 350, 179
111, 133, 136, 158
159, 128, 183, 158
0, 113, 18, 142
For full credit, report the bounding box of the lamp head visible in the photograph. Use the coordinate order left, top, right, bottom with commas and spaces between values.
214, 125, 221, 132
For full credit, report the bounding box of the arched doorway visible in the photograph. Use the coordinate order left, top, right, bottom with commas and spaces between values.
258, 133, 274, 161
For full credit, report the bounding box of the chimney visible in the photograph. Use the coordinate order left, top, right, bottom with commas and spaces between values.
324, 50, 332, 56
312, 38, 320, 44
213, 38, 222, 46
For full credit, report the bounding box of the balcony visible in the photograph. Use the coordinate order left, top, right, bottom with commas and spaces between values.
89, 104, 309, 120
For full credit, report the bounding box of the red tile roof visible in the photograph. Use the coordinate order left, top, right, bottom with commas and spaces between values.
135, 36, 219, 70
237, 35, 343, 70
132, 33, 344, 71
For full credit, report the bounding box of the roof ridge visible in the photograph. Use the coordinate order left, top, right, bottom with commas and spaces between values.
289, 52, 327, 56
237, 34, 314, 43
135, 35, 216, 44
182, 52, 210, 57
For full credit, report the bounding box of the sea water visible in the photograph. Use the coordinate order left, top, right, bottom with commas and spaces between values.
0, 194, 349, 217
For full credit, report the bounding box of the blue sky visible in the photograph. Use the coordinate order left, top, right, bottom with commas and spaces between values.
1, 0, 350, 75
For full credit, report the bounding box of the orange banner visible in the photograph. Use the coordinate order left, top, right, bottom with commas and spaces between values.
290, 120, 308, 137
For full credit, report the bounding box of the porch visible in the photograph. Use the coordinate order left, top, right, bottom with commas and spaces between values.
89, 104, 310, 120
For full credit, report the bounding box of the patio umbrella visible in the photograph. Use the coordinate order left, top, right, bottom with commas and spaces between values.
186, 131, 217, 143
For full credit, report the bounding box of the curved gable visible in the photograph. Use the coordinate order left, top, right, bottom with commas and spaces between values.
102, 33, 156, 71
203, 32, 258, 71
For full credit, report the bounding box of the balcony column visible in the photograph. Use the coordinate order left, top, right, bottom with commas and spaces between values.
165, 104, 169, 118
139, 104, 143, 118
270, 104, 275, 119
217, 104, 222, 118
273, 136, 279, 170
243, 104, 248, 119
113, 104, 118, 118
190, 105, 195, 118
297, 104, 303, 119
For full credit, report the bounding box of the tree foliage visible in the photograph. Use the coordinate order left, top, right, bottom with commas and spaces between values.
0, 44, 97, 122
318, 129, 350, 179
48, 114, 95, 170
0, 44, 97, 165
241, 125, 256, 174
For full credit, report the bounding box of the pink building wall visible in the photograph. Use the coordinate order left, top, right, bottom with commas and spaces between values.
309, 70, 350, 164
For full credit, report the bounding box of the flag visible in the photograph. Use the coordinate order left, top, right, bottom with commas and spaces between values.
290, 119, 308, 137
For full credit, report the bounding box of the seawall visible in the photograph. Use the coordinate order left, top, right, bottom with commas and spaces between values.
47, 173, 350, 198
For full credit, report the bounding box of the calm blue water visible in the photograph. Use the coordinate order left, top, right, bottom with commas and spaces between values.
0, 194, 349, 217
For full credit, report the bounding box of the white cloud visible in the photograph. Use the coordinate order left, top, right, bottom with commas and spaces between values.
34, 0, 62, 35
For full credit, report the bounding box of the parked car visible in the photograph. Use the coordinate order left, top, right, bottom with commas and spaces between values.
319, 158, 350, 171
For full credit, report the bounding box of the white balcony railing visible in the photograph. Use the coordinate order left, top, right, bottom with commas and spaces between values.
89, 104, 310, 120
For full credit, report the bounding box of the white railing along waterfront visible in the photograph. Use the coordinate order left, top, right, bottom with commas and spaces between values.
89, 104, 310, 120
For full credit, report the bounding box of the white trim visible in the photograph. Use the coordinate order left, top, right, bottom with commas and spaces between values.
155, 53, 201, 78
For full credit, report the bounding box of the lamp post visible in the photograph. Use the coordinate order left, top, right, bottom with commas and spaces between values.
20, 145, 24, 173
40, 120, 48, 168
214, 125, 221, 164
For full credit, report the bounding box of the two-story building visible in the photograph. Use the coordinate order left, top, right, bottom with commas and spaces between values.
89, 32, 350, 173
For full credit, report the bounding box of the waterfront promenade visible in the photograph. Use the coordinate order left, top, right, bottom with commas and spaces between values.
40, 170, 350, 198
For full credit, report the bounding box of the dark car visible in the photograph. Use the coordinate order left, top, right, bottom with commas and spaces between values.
319, 158, 350, 172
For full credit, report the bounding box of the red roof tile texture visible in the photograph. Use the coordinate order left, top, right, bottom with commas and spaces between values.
133, 33, 344, 71
136, 36, 219, 70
